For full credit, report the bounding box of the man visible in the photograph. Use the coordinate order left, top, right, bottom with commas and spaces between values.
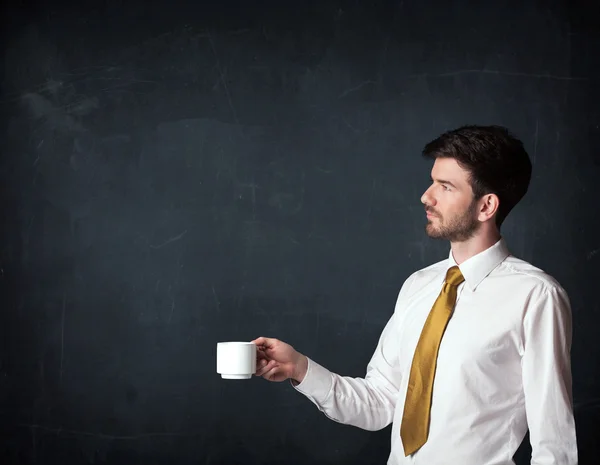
252, 125, 577, 464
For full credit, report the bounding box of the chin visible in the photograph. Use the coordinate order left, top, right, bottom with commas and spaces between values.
425, 225, 443, 239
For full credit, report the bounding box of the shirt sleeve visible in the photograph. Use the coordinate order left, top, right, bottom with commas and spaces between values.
290, 278, 414, 431
522, 284, 578, 465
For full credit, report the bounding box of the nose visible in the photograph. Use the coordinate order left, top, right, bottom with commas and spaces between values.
421, 185, 435, 207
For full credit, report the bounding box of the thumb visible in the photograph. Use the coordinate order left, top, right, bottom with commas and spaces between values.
251, 336, 277, 348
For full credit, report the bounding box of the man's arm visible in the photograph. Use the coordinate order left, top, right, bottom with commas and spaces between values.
291, 310, 403, 431
254, 275, 416, 431
522, 284, 578, 464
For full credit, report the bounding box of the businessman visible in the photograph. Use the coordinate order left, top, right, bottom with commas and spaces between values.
252, 125, 577, 464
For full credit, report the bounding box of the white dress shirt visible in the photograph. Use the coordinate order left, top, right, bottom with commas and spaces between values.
293, 238, 577, 464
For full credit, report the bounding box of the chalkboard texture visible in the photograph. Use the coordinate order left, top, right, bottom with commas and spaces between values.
1, 1, 599, 464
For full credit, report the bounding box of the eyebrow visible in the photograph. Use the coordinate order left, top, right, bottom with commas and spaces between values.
431, 177, 458, 188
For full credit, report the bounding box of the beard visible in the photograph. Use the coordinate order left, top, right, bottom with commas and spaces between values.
425, 201, 480, 242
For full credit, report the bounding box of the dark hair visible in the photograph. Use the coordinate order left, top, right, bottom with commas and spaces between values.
422, 125, 532, 228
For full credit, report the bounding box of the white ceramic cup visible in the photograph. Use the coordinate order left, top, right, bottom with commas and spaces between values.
216, 342, 257, 379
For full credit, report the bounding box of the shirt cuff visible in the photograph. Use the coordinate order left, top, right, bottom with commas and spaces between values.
290, 357, 333, 404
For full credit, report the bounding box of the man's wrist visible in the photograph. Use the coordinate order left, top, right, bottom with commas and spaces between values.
292, 354, 308, 384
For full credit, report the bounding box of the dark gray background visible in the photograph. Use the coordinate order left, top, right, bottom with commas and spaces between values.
1, 1, 598, 464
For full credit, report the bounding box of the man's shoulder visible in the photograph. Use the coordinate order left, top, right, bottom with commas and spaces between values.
412, 258, 448, 278
498, 254, 567, 295
392, 259, 449, 305
402, 258, 448, 289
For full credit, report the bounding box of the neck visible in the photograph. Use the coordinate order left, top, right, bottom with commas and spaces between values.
450, 228, 502, 265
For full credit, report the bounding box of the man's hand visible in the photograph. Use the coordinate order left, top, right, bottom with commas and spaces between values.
251, 337, 308, 383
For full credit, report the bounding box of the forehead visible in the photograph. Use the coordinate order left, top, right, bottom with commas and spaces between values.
430, 157, 470, 184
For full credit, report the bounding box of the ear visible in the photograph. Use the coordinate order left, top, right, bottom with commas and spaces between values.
477, 193, 500, 222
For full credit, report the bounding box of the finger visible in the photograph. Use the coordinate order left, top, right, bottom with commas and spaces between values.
264, 365, 282, 381
255, 359, 277, 377
255, 363, 275, 378
251, 337, 277, 348
256, 348, 269, 361
254, 358, 269, 373
251, 337, 266, 346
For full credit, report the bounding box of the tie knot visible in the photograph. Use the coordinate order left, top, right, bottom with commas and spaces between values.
445, 266, 465, 287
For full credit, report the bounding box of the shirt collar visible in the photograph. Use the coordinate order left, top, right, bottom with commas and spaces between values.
447, 237, 510, 291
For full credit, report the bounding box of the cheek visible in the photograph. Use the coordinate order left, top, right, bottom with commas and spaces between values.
437, 202, 463, 219
448, 195, 471, 211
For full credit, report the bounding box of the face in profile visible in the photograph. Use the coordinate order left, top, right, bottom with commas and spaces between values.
421, 158, 481, 242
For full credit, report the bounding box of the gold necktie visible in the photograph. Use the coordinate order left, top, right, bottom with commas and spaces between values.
400, 265, 465, 456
